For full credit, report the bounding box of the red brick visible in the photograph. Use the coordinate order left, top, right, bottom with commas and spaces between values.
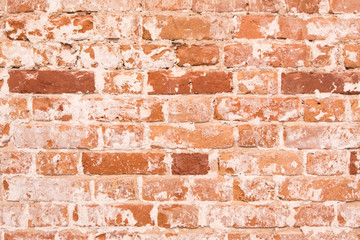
60, 0, 142, 12
351, 99, 360, 121
8, 70, 95, 94
0, 151, 32, 174
234, 15, 278, 39
303, 99, 345, 122
145, 0, 192, 10
285, 0, 322, 13
102, 71, 143, 94
237, 71, 278, 94
293, 203, 335, 226
28, 203, 68, 227
206, 203, 290, 228
73, 204, 154, 227
36, 152, 79, 175
234, 177, 275, 201
338, 202, 360, 227
95, 14, 140, 39
142, 177, 189, 201
102, 125, 144, 149
149, 124, 234, 149
344, 45, 360, 68
350, 151, 360, 175
95, 177, 136, 201
278, 176, 360, 201
0, 203, 25, 227
120, 45, 176, 69
143, 15, 231, 40
7, 0, 48, 13
0, 123, 10, 147
33, 42, 78, 68
4, 231, 55, 240
79, 43, 121, 69
148, 71, 232, 95
12, 124, 99, 149
330, 0, 360, 13
82, 152, 166, 175
192, 0, 281, 12
219, 149, 303, 175
3, 176, 91, 202
168, 96, 212, 123
307, 151, 349, 175
284, 125, 360, 149
238, 124, 279, 147
176, 44, 219, 66
158, 204, 198, 228
215, 97, 299, 121
171, 153, 209, 175
225, 43, 310, 68
32, 97, 164, 122
282, 72, 360, 95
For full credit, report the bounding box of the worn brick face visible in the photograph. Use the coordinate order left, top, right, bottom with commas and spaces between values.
2, 0, 359, 238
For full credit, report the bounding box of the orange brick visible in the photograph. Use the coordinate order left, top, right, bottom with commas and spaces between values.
149, 124, 234, 149
82, 152, 166, 175
215, 97, 299, 121
344, 45, 360, 68
278, 16, 307, 40
351, 99, 360, 121
234, 15, 278, 39
4, 231, 55, 240
304, 229, 358, 240
233, 177, 275, 201
7, 0, 48, 13
330, 0, 360, 13
142, 177, 189, 201
192, 0, 281, 12
0, 203, 25, 227
338, 202, 360, 227
237, 71, 278, 94
285, 0, 322, 13
33, 42, 78, 68
5, 14, 47, 41
171, 153, 209, 175
102, 125, 144, 149
60, 0, 142, 12
0, 123, 10, 147
303, 99, 345, 122
79, 43, 121, 69
0, 151, 32, 174
191, 178, 232, 201
58, 230, 89, 240
102, 71, 143, 94
168, 96, 212, 123
310, 44, 337, 68
145, 0, 192, 10
36, 152, 79, 175
238, 124, 279, 147
95, 14, 140, 39
28, 203, 68, 227
176, 44, 219, 66
350, 151, 360, 175
306, 151, 349, 175
219, 149, 303, 175
158, 204, 198, 228
293, 203, 335, 227
0, 41, 34, 67
94, 177, 136, 201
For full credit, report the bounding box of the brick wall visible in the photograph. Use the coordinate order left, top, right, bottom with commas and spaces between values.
1, 0, 360, 239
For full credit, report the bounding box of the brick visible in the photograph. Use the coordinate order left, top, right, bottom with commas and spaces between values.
219, 149, 303, 175
58, 230, 89, 240
206, 203, 290, 228
7, 0, 48, 13
228, 229, 304, 240
121, 45, 176, 69
0, 123, 10, 147
304, 229, 357, 240
0, 41, 34, 68
310, 44, 337, 68
102, 71, 143, 94
32, 97, 164, 122
278, 16, 307, 40
168, 96, 213, 123
3, 176, 90, 202
0, 203, 25, 227
4, 231, 55, 240
234, 177, 275, 201
303, 99, 345, 122
224, 43, 310, 68
192, 0, 281, 12
28, 203, 68, 227
142, 177, 189, 201
278, 176, 360, 201
282, 72, 360, 95
0, 152, 31, 174
149, 124, 234, 149
171, 153, 209, 175
215, 97, 299, 121
47, 15, 94, 41
284, 125, 360, 149
350, 151, 360, 175
36, 152, 79, 175
8, 70, 95, 94
145, 0, 192, 10
158, 204, 198, 228
73, 204, 154, 227
60, 0, 142, 12
293, 203, 335, 227
5, 14, 47, 41
95, 14, 140, 39
147, 71, 233, 95
285, 0, 322, 13
237, 71, 278, 94
82, 152, 166, 175
344, 45, 360, 68
330, 0, 360, 13
351, 99, 360, 121
0, 96, 29, 122
95, 177, 136, 201
12, 124, 99, 149
176, 44, 219, 66
234, 15, 278, 39
238, 124, 279, 147
338, 202, 360, 227
191, 177, 232, 201
33, 42, 78, 68
143, 15, 232, 40
94, 230, 224, 239
102, 125, 144, 149
79, 43, 121, 69
307, 151, 349, 175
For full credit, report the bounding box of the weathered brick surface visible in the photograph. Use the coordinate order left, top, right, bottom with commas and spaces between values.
1, 0, 359, 238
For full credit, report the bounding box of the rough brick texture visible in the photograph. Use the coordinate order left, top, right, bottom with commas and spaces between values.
1, 0, 360, 239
